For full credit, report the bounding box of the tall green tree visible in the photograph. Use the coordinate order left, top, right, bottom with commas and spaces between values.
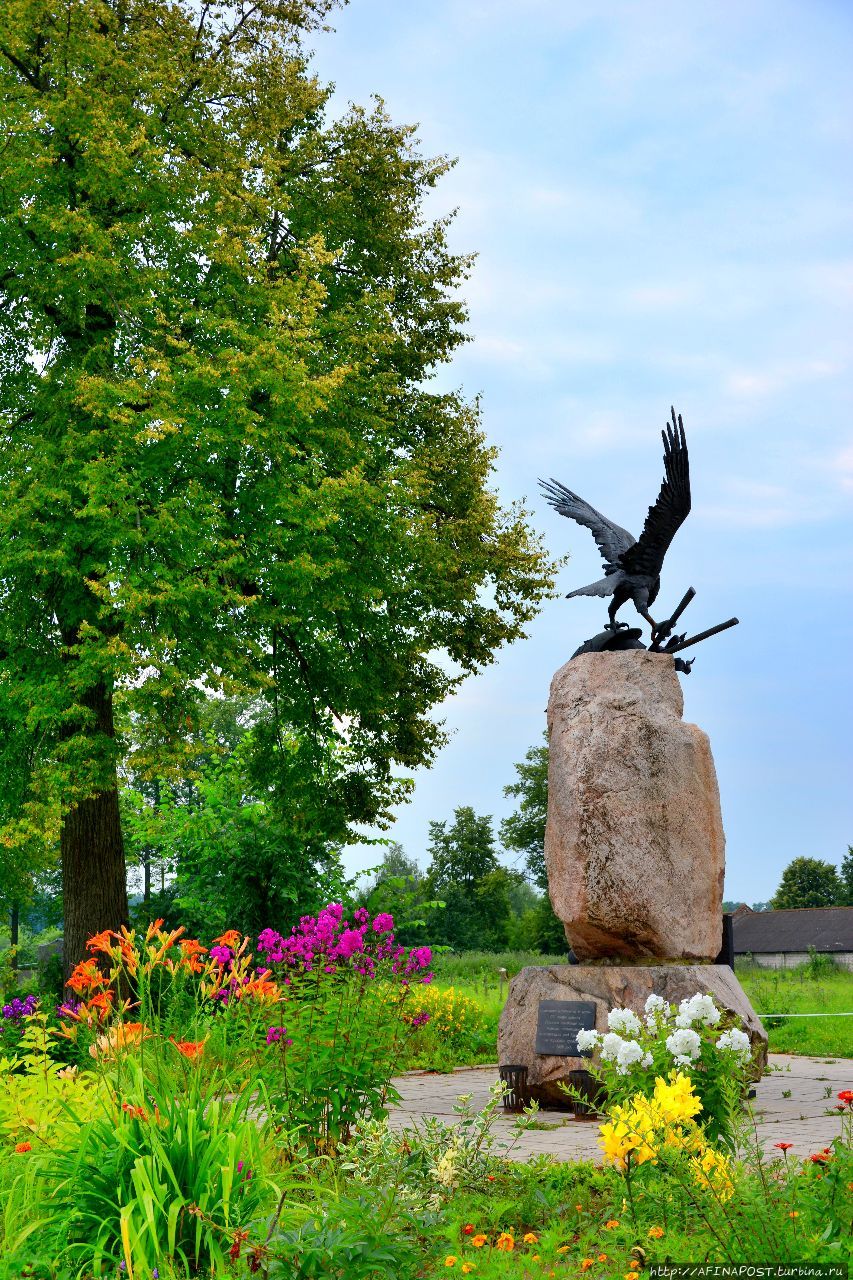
427, 807, 502, 890
0, 1, 552, 973
770, 857, 843, 910
359, 842, 442, 946
500, 737, 565, 951
425, 807, 513, 950
500, 738, 549, 889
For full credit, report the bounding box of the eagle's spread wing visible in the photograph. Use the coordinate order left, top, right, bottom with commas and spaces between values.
539, 478, 636, 575
620, 408, 690, 578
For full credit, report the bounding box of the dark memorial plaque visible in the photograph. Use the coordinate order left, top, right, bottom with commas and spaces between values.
534, 1000, 597, 1057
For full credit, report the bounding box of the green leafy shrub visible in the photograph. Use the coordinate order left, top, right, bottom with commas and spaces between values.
0, 1012, 102, 1148
255, 905, 433, 1149
11, 1062, 274, 1276
263, 1195, 422, 1280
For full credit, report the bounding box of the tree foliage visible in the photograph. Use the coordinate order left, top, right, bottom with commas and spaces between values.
838, 847, 853, 908
500, 738, 549, 889
499, 737, 566, 949
425, 807, 514, 951
770, 857, 843, 910
0, 0, 553, 968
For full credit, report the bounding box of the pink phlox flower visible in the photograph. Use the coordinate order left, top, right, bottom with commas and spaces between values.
372, 913, 395, 934
353, 906, 370, 925
257, 929, 286, 961
406, 946, 432, 973
209, 944, 232, 967
335, 928, 366, 960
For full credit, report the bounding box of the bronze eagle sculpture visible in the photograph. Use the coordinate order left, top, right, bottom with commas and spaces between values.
540, 408, 691, 642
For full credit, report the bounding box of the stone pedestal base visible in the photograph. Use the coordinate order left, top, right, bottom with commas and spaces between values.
498, 964, 767, 1107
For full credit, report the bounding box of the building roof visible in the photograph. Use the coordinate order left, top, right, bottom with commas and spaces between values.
732, 906, 853, 954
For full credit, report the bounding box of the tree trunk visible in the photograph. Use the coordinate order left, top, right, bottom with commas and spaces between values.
60, 682, 129, 981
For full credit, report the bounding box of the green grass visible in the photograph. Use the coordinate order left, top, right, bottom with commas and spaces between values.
412, 954, 853, 1069
737, 961, 853, 1058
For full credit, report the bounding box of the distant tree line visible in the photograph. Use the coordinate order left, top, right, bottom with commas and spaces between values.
723, 850, 853, 914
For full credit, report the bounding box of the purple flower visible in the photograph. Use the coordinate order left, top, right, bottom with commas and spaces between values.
2, 995, 38, 1021
410, 1011, 431, 1028
266, 1025, 291, 1046
209, 944, 232, 967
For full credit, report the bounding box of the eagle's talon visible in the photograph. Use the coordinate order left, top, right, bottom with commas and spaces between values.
604, 621, 630, 632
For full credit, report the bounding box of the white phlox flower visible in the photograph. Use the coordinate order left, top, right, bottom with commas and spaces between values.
608, 1007, 642, 1036
716, 1027, 751, 1058
665, 1027, 702, 1064
615, 1038, 644, 1075
675, 993, 721, 1029
644, 993, 670, 1029
600, 1031, 625, 1061
576, 1028, 601, 1053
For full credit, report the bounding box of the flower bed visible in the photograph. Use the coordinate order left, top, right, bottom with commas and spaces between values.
0, 925, 851, 1278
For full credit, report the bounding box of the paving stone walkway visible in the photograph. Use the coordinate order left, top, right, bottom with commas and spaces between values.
388, 1055, 853, 1162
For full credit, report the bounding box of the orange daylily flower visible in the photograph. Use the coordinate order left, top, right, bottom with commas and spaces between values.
145, 919, 165, 941
213, 929, 242, 948
240, 975, 281, 1003
86, 929, 117, 956
122, 1102, 149, 1121
86, 990, 114, 1013
66, 959, 104, 994
170, 1037, 206, 1060
179, 939, 208, 973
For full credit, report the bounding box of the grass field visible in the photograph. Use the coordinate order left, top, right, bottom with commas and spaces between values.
738, 961, 853, 1057
414, 952, 853, 1068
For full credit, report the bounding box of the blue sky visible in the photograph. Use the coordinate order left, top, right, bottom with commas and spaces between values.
312, 0, 853, 904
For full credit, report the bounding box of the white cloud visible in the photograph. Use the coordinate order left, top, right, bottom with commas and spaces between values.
723, 358, 846, 401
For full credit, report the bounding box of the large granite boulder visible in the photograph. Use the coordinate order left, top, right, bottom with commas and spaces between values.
498, 964, 767, 1105
545, 650, 725, 962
